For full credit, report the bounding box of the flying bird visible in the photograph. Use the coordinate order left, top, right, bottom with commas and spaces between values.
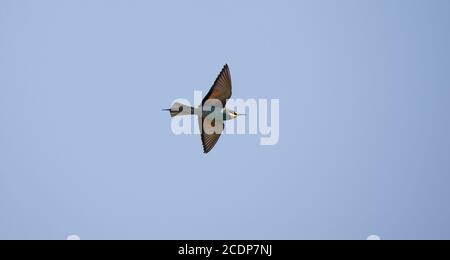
164, 64, 243, 154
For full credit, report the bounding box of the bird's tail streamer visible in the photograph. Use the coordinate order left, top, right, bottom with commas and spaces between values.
163, 102, 195, 118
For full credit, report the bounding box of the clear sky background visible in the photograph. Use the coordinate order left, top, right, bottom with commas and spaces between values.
1, 0, 450, 240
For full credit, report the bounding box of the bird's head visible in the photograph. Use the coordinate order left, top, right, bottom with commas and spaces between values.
227, 110, 245, 119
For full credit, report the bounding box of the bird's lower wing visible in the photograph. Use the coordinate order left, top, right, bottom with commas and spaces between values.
199, 116, 224, 154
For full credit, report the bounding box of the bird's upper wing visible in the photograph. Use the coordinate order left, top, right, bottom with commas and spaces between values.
199, 116, 224, 154
202, 64, 232, 108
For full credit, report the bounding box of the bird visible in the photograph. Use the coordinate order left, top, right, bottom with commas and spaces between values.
163, 64, 244, 154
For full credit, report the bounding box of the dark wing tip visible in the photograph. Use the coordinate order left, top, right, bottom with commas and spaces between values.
201, 135, 213, 154
223, 64, 230, 73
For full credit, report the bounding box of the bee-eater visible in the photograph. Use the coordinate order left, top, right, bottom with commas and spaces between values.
164, 64, 243, 153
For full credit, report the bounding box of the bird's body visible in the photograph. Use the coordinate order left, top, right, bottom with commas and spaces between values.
164, 64, 241, 153
166, 105, 237, 120
198, 107, 238, 121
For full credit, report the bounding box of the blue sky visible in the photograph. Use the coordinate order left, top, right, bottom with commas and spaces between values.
1, 0, 450, 239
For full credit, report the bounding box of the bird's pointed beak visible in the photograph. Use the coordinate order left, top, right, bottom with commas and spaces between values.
238, 114, 246, 116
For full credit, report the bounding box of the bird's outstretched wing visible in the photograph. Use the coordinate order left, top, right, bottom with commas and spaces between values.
199, 116, 224, 154
202, 64, 232, 108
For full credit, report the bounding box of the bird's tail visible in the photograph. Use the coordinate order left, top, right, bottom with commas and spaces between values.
162, 102, 195, 118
